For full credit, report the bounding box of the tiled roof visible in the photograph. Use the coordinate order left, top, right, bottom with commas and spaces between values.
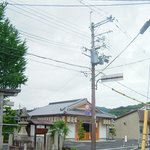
29, 98, 86, 116
28, 98, 114, 119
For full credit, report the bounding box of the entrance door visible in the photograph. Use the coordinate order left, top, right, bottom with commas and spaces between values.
75, 121, 99, 140
82, 123, 91, 140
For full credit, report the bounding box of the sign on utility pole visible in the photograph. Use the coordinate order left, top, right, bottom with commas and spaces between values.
101, 73, 123, 82
3, 100, 14, 107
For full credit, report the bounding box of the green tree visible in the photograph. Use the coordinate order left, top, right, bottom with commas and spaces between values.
49, 120, 70, 149
49, 120, 69, 139
3, 101, 18, 142
0, 3, 27, 89
77, 121, 85, 140
109, 124, 116, 140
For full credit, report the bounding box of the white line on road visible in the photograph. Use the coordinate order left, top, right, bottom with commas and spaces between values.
97, 146, 138, 150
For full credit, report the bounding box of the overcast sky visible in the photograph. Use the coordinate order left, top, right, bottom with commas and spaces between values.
2, 0, 150, 109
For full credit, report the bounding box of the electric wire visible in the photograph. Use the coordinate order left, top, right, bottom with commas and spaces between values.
78, 0, 107, 17
8, 2, 150, 7
102, 57, 150, 70
93, 0, 150, 1
9, 0, 90, 35
102, 83, 146, 105
0, 50, 89, 74
94, 31, 150, 100
27, 53, 90, 69
95, 33, 140, 77
4, 0, 150, 102
92, 7, 150, 100
83, 7, 150, 100
13, 0, 89, 36
8, 3, 90, 40
0, 43, 90, 70
81, 2, 150, 100
1, 40, 150, 100
19, 30, 81, 49
84, 57, 150, 73
28, 58, 85, 73
116, 82, 150, 100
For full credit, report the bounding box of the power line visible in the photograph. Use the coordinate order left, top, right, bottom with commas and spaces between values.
116, 82, 150, 100
9, 0, 90, 39
28, 58, 86, 73
95, 33, 140, 77
0, 43, 90, 69
105, 57, 150, 70
78, 0, 107, 17
102, 83, 146, 104
19, 30, 81, 49
14, 0, 89, 36
27, 53, 90, 69
8, 3, 90, 40
81, 4, 150, 101
7, 2, 150, 7
80, 6, 150, 102
93, 0, 150, 1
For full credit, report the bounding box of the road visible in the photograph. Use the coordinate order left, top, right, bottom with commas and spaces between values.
3, 139, 140, 150
64, 139, 139, 150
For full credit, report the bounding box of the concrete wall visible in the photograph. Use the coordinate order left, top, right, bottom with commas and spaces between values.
114, 111, 139, 140
99, 121, 107, 139
30, 125, 35, 136
66, 123, 75, 139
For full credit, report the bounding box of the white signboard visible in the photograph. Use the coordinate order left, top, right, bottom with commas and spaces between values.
101, 73, 123, 82
3, 100, 14, 106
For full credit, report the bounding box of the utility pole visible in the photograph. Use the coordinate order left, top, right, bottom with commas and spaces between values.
89, 16, 114, 150
91, 22, 96, 150
89, 18, 150, 150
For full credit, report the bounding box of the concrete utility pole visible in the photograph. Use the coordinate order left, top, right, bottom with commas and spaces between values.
89, 18, 150, 150
90, 22, 96, 150
90, 16, 114, 150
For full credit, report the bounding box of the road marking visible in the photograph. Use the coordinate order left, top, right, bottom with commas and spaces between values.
97, 146, 138, 150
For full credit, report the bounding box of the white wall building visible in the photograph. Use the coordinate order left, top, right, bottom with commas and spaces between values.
29, 98, 115, 140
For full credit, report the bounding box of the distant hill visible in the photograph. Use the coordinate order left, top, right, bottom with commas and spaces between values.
98, 103, 145, 117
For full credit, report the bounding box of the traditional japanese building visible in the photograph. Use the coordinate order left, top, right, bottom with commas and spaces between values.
28, 98, 115, 140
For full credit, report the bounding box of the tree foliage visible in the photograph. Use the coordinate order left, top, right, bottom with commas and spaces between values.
3, 102, 18, 142
0, 3, 27, 89
98, 103, 145, 117
49, 120, 69, 138
109, 124, 116, 140
77, 121, 85, 140
108, 103, 144, 117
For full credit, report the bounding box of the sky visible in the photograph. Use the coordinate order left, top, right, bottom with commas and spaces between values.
1, 0, 150, 110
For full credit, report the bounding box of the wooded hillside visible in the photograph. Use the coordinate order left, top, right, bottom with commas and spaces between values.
98, 103, 145, 117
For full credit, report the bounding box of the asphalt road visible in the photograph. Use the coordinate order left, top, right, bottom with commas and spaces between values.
64, 139, 139, 150
3, 139, 139, 150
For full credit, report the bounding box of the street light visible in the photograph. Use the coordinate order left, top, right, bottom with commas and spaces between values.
140, 20, 150, 150
140, 20, 150, 34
